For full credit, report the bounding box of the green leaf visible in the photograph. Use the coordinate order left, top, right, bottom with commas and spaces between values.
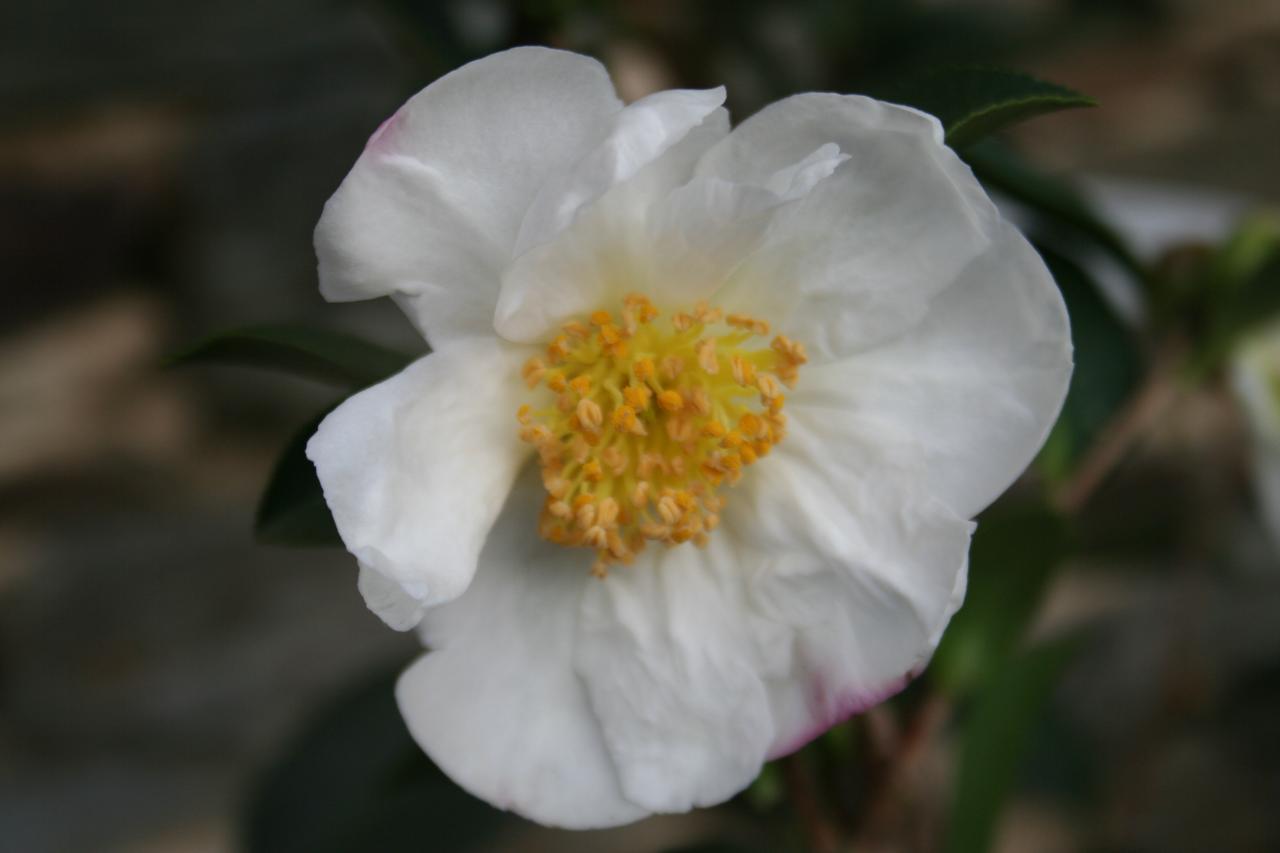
171, 324, 416, 387
881, 66, 1095, 149
243, 664, 518, 853
945, 636, 1081, 853
255, 408, 342, 547
932, 503, 1067, 696
1194, 214, 1280, 373
1036, 246, 1144, 481
965, 140, 1146, 281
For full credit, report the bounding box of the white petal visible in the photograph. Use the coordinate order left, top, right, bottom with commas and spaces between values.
306, 338, 531, 627
397, 470, 646, 829
784, 220, 1073, 519
356, 563, 425, 631
494, 105, 731, 342
720, 424, 974, 757
701, 94, 1001, 360
512, 87, 727, 257
314, 47, 622, 347
574, 540, 778, 813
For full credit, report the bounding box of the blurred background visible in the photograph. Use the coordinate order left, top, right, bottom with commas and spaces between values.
2, 1, 1278, 851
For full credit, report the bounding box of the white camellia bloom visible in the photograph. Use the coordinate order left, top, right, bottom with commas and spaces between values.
306, 47, 1073, 828
1233, 321, 1280, 550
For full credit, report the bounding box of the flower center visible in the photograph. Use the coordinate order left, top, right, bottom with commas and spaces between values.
517, 294, 807, 577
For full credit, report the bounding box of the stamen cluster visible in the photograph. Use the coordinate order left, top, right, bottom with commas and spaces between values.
517, 294, 807, 577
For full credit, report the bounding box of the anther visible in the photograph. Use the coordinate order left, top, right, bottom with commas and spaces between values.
695, 338, 719, 374
657, 495, 681, 524
576, 398, 604, 433
657, 390, 684, 412
522, 358, 546, 387
757, 373, 783, 400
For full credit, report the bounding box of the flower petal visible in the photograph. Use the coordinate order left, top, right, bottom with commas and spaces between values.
574, 468, 972, 808
397, 470, 647, 829
512, 86, 727, 257
574, 540, 778, 813
314, 47, 623, 347
306, 338, 531, 627
719, 421, 975, 758
494, 104, 731, 342
702, 94, 1001, 360
781, 220, 1073, 519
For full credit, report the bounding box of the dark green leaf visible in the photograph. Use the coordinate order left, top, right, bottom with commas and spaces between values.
880, 66, 1094, 149
965, 141, 1146, 281
1036, 246, 1144, 481
255, 408, 342, 547
243, 663, 518, 853
171, 324, 416, 387
945, 636, 1081, 853
932, 503, 1067, 695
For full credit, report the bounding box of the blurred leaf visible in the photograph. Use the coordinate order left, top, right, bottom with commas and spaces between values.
744, 760, 786, 812
966, 140, 1146, 281
932, 503, 1067, 695
1194, 214, 1280, 373
945, 636, 1081, 853
1037, 247, 1144, 481
1221, 249, 1280, 341
880, 66, 1094, 149
244, 663, 517, 853
256, 407, 341, 547
172, 324, 415, 387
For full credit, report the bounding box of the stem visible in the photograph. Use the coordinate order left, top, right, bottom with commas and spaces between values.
850, 693, 951, 848
1053, 347, 1185, 515
782, 754, 841, 853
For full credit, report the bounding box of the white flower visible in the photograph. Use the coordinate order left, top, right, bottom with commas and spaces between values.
305, 47, 1073, 828
1233, 320, 1280, 550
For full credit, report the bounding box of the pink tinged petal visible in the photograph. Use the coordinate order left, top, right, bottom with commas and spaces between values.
314, 46, 623, 347
574, 539, 778, 814
396, 470, 647, 829
305, 338, 532, 628
701, 94, 1001, 361
765, 555, 968, 759
785, 221, 1073, 520
494, 100, 731, 343
721, 418, 975, 758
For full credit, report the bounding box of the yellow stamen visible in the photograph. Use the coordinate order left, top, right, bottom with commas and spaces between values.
516, 298, 805, 575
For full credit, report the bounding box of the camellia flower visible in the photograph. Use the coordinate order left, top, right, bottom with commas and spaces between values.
1233, 320, 1280, 550
306, 47, 1073, 828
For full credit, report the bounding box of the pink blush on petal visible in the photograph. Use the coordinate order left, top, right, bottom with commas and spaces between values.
364, 109, 404, 152
766, 669, 919, 760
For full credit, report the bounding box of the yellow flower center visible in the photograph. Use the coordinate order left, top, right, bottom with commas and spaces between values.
517, 294, 807, 578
